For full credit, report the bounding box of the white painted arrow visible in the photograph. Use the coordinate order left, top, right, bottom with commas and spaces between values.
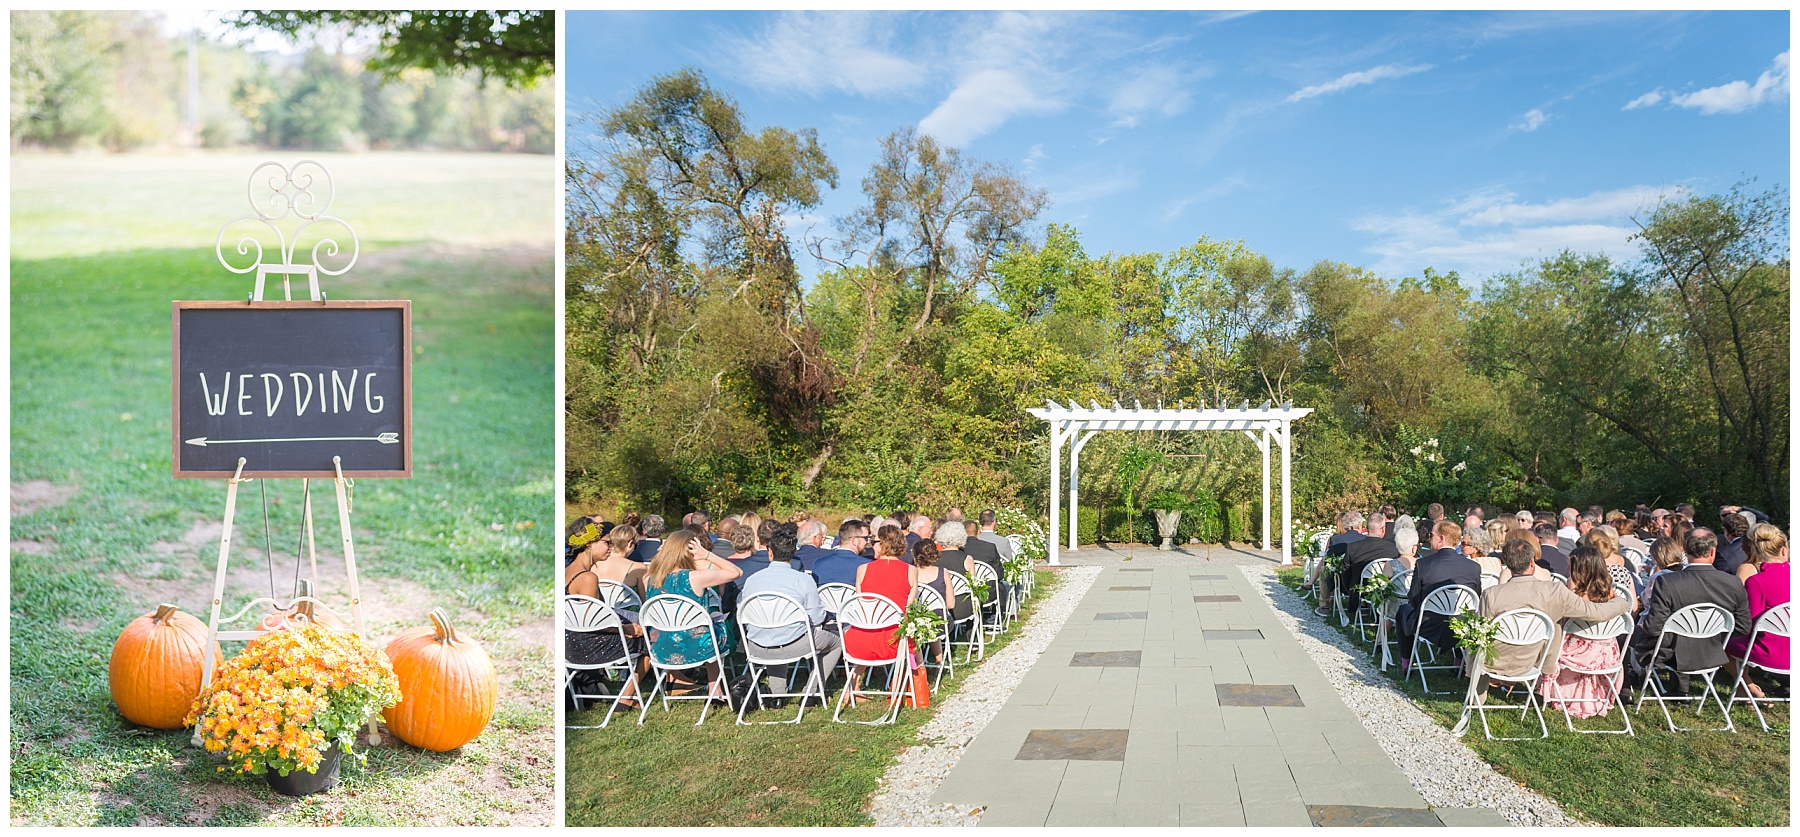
186, 433, 400, 447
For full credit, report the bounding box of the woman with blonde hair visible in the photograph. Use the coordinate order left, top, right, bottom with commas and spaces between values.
643, 530, 742, 699
1726, 524, 1789, 698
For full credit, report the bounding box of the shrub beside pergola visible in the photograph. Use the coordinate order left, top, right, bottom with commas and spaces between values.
1027, 400, 1313, 566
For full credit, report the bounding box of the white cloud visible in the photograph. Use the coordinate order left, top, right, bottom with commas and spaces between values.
1286, 63, 1432, 103
1624, 52, 1790, 115
1355, 185, 1688, 279
1109, 65, 1192, 127
1021, 144, 1048, 173
723, 12, 925, 97
1670, 51, 1789, 114
919, 69, 1058, 146
1511, 108, 1548, 132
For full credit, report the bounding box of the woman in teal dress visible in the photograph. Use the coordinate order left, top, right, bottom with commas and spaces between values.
643, 530, 742, 698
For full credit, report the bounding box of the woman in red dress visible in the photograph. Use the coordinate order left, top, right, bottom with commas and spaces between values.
844, 526, 918, 699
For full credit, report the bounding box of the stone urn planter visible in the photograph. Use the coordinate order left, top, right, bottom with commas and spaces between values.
1152, 509, 1183, 551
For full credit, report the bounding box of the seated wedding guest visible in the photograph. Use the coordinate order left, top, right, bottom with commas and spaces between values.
1630, 528, 1751, 688
843, 527, 918, 702
563, 521, 648, 708
961, 520, 1011, 611
976, 509, 1015, 561
1533, 523, 1570, 579
1340, 512, 1398, 612
1378, 505, 1400, 541
1395, 521, 1481, 668
740, 522, 841, 701
1462, 526, 1502, 581
1578, 526, 1638, 605
814, 520, 873, 588
721, 522, 762, 584
628, 514, 666, 563
682, 511, 715, 547
1393, 525, 1420, 572
912, 541, 952, 667
1637, 536, 1686, 618
712, 516, 741, 559
643, 530, 742, 699
1535, 546, 1634, 718
932, 521, 980, 624
1307, 511, 1363, 605
792, 520, 833, 573
1618, 513, 1651, 564
1725, 523, 1789, 698
904, 515, 934, 563
1483, 519, 1510, 555
1713, 511, 1752, 576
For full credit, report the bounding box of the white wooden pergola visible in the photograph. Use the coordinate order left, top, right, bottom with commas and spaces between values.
1027, 400, 1313, 566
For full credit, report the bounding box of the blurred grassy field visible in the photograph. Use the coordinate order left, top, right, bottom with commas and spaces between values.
9, 151, 558, 826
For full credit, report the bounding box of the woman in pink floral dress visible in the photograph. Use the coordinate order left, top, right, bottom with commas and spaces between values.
1540, 547, 1625, 717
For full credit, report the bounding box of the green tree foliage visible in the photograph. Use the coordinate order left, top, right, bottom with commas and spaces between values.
568, 69, 1789, 528
10, 11, 551, 152
227, 11, 552, 87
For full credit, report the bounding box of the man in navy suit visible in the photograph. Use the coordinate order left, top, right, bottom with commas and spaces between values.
792, 519, 834, 573
1532, 522, 1569, 578
1394, 520, 1481, 664
812, 520, 873, 588
1712, 513, 1750, 575
627, 514, 665, 563
1631, 528, 1752, 686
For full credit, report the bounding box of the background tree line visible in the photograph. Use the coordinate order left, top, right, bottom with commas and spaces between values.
10, 10, 552, 153
566, 68, 1789, 536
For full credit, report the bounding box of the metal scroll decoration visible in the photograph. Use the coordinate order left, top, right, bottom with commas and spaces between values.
215, 160, 360, 300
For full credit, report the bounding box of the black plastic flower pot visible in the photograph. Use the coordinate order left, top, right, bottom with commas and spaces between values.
265, 743, 341, 797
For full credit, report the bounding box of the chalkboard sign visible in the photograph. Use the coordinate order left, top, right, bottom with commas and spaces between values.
173, 301, 411, 478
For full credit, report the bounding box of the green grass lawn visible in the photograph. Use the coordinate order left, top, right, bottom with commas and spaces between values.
10, 152, 556, 826
564, 569, 1057, 826
1274, 568, 1789, 827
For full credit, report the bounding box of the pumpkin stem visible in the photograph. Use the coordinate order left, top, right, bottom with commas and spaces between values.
428, 607, 459, 644
153, 603, 179, 624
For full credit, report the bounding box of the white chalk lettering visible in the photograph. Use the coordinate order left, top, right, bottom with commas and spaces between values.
260, 373, 284, 417
199, 372, 230, 416
331, 370, 357, 414
236, 372, 254, 416
363, 372, 384, 413
290, 373, 313, 416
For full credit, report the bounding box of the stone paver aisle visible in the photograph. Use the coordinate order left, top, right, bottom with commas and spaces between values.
931, 550, 1509, 827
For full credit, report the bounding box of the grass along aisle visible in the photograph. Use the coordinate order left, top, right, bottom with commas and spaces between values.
9, 244, 555, 826
1272, 568, 1788, 827
563, 569, 1058, 827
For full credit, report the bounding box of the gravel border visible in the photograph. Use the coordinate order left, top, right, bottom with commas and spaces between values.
1239, 565, 1584, 827
868, 565, 1105, 827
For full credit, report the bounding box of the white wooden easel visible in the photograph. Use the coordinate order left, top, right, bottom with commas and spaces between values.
192, 161, 378, 747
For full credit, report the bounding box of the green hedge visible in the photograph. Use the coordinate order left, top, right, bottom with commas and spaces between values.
1074, 490, 1248, 545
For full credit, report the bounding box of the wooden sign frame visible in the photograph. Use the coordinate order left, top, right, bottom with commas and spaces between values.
172, 299, 412, 479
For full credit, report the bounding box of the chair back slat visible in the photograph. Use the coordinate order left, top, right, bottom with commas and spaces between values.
1567, 612, 1633, 641
915, 584, 948, 613
736, 592, 809, 630
1664, 603, 1734, 640
1755, 601, 1791, 639
563, 594, 617, 632
1361, 559, 1391, 582
1494, 608, 1554, 645
817, 583, 856, 616
945, 570, 973, 598
968, 561, 999, 585
1422, 584, 1479, 616
640, 594, 712, 633
594, 579, 641, 615
839, 593, 904, 630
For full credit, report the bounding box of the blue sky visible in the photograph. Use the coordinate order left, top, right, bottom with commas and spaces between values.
566, 11, 1789, 287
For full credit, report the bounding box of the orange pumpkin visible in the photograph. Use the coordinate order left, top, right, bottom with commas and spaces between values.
382, 608, 497, 751
108, 604, 221, 729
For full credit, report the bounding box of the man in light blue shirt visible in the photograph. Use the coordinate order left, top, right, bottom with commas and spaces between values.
740, 523, 842, 701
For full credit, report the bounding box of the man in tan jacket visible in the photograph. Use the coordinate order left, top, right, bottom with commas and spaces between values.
1478, 539, 1631, 680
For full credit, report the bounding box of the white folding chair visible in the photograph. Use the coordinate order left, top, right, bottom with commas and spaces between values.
1621, 547, 1650, 577
1408, 584, 1480, 694
1374, 570, 1412, 670
1480, 573, 1501, 592
1353, 558, 1394, 641
832, 594, 910, 725
637, 594, 734, 726
968, 560, 1006, 637
1548, 612, 1634, 735
595, 578, 643, 617
735, 592, 831, 725
1550, 572, 1570, 587
1459, 608, 1555, 740
562, 595, 640, 729
914, 583, 953, 688
944, 570, 985, 662
817, 583, 856, 621
1727, 602, 1790, 732
1635, 603, 1736, 733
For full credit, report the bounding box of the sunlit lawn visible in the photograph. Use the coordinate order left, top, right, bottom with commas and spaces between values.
1275, 568, 1788, 827
9, 151, 557, 826
564, 569, 1057, 826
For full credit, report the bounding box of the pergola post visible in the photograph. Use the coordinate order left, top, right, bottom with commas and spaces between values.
1069, 429, 1098, 551
1280, 419, 1293, 565
1049, 420, 1063, 567
1260, 428, 1271, 552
